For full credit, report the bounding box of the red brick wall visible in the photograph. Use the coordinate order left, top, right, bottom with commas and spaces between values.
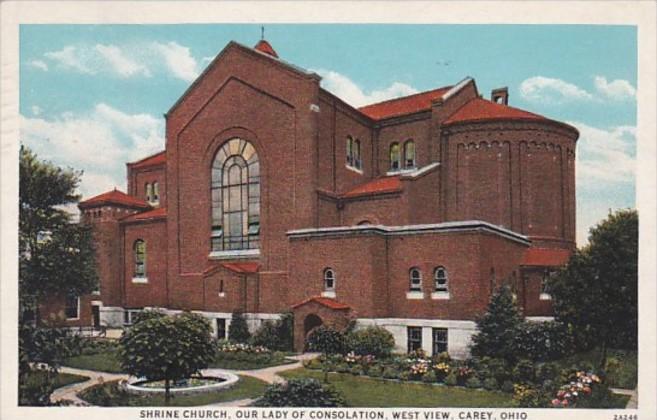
39, 294, 98, 327
123, 220, 168, 308
129, 165, 166, 207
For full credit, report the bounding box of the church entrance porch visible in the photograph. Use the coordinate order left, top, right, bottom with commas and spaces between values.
291, 297, 351, 352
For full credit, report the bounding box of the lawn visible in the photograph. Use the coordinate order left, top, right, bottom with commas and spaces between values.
64, 351, 124, 373
78, 375, 268, 406
64, 348, 295, 373
280, 368, 514, 407
555, 348, 637, 389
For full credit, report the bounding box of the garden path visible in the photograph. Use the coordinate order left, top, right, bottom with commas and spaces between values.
51, 366, 129, 406
611, 387, 638, 409
232, 353, 320, 385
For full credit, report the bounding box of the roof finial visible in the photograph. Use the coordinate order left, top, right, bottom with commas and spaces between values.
261, 25, 265, 40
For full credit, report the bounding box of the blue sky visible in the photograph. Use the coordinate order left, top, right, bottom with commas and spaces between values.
19, 24, 637, 245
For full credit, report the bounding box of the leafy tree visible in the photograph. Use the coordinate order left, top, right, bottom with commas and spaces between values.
119, 310, 216, 404
18, 146, 98, 405
345, 326, 395, 358
228, 310, 251, 343
254, 378, 346, 407
470, 285, 524, 363
549, 209, 638, 366
250, 311, 294, 351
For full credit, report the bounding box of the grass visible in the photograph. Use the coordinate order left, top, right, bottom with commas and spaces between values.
26, 371, 90, 389
64, 350, 124, 373
555, 348, 638, 389
280, 368, 514, 407
78, 375, 268, 406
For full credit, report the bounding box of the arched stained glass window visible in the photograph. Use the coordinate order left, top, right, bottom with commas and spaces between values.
134, 240, 146, 278
324, 268, 335, 291
434, 266, 448, 292
211, 138, 260, 252
409, 267, 422, 291
390, 143, 400, 171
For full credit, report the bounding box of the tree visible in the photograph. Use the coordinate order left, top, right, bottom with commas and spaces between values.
470, 285, 524, 363
254, 378, 346, 407
250, 311, 294, 351
305, 325, 346, 383
549, 209, 638, 366
228, 310, 251, 343
18, 146, 98, 405
119, 311, 216, 404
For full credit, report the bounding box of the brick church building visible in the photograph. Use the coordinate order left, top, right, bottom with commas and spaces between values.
47, 39, 579, 357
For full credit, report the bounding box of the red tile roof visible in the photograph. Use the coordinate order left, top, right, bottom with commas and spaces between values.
79, 189, 150, 209
358, 86, 452, 120
128, 151, 166, 169
254, 40, 278, 58
121, 207, 167, 222
522, 247, 571, 267
291, 296, 350, 310
443, 97, 547, 125
221, 262, 260, 274
343, 176, 402, 198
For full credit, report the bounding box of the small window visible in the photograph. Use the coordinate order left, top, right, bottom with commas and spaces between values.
434, 266, 448, 292
432, 328, 448, 355
64, 294, 79, 319
353, 139, 362, 169
346, 137, 354, 166
219, 279, 225, 294
409, 267, 422, 291
404, 140, 416, 169
216, 318, 227, 340
324, 268, 335, 291
153, 182, 159, 202
541, 269, 556, 296
134, 240, 146, 278
407, 326, 422, 353
145, 183, 153, 202
390, 143, 400, 171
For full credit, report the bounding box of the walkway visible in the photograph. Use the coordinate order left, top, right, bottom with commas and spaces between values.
51, 353, 319, 406
611, 387, 638, 409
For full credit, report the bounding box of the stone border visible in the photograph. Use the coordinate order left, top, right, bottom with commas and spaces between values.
122, 371, 239, 396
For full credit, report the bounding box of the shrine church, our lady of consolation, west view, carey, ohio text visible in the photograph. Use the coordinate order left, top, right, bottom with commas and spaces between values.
41, 38, 579, 357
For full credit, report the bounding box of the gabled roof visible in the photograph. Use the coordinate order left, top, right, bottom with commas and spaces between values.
121, 207, 167, 223
291, 296, 350, 310
358, 86, 452, 120
127, 151, 166, 169
522, 247, 571, 267
443, 97, 547, 125
79, 189, 150, 210
343, 176, 402, 198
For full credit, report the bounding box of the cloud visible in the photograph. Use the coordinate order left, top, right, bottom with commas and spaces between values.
569, 121, 636, 186
31, 105, 41, 116
44, 46, 95, 74
20, 104, 164, 201
94, 44, 151, 78
152, 41, 200, 82
593, 76, 636, 100
28, 60, 48, 71
313, 69, 418, 107
519, 76, 594, 104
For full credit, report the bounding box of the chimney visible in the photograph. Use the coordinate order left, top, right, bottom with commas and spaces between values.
491, 87, 509, 105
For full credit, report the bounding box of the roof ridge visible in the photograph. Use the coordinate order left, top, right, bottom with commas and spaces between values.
358, 85, 452, 110
127, 150, 166, 166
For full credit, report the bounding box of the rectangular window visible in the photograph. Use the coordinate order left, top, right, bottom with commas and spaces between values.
123, 309, 142, 326
216, 318, 227, 340
407, 326, 422, 353
65, 294, 79, 319
432, 328, 448, 356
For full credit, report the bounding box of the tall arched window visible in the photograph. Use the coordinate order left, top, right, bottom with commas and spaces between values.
145, 183, 153, 202
409, 267, 422, 291
346, 137, 354, 166
390, 143, 400, 171
211, 138, 260, 252
434, 266, 448, 292
153, 182, 159, 204
404, 140, 416, 169
324, 268, 335, 291
353, 139, 361, 169
134, 240, 146, 278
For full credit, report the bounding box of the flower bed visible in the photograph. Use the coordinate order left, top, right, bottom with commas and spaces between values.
551, 370, 600, 408
211, 341, 294, 370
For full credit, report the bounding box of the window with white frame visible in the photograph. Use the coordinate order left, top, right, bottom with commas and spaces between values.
64, 294, 79, 319
134, 240, 146, 278
409, 267, 422, 291
407, 326, 422, 353
434, 266, 448, 292
346, 136, 362, 170
432, 328, 448, 355
123, 309, 143, 326
324, 268, 335, 291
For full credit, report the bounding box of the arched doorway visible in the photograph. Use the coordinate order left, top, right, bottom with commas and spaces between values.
303, 314, 323, 338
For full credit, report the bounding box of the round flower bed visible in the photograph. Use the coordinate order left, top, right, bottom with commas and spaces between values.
122, 371, 239, 396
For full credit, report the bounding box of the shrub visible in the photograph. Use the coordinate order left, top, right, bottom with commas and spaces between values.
19, 369, 55, 406
444, 372, 458, 386
345, 326, 395, 358
433, 362, 450, 382
349, 365, 363, 376
512, 359, 535, 384
515, 321, 574, 362
574, 384, 617, 408
382, 367, 400, 380
306, 326, 345, 355
335, 363, 350, 374
433, 351, 451, 363
483, 377, 498, 391
399, 371, 411, 381
512, 384, 550, 408
455, 366, 474, 386
255, 378, 346, 407
368, 365, 384, 378
304, 358, 323, 370
422, 370, 437, 383
501, 380, 515, 393
535, 362, 559, 383
251, 312, 294, 352
466, 377, 482, 389
228, 311, 251, 343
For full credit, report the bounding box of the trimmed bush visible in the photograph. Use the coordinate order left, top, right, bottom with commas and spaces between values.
536, 362, 559, 383
444, 372, 458, 386
306, 326, 345, 355
512, 359, 535, 384
228, 311, 251, 343
255, 378, 346, 407
465, 377, 483, 389
345, 326, 395, 358
501, 380, 515, 393
368, 365, 384, 378
515, 321, 574, 362
483, 377, 498, 391
250, 312, 294, 352
349, 365, 363, 376
382, 367, 400, 380
335, 363, 350, 374
422, 371, 437, 384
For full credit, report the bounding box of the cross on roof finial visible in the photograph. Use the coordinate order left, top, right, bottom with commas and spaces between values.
261, 26, 264, 40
